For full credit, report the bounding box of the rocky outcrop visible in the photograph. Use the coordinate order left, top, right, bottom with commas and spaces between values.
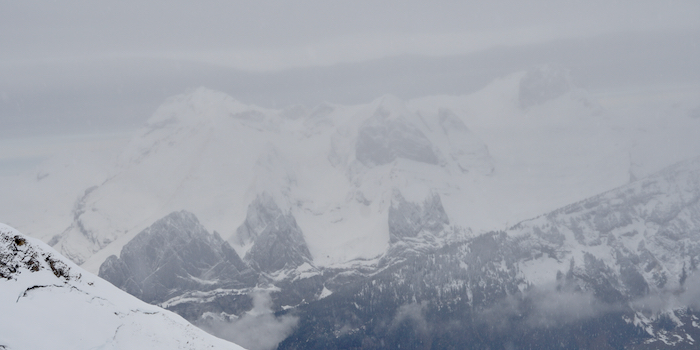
388, 189, 449, 244
1, 225, 73, 281
99, 210, 255, 304
236, 193, 313, 274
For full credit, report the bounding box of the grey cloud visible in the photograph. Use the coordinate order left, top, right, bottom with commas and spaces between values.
2, 1, 699, 139
2, 1, 698, 69
3, 29, 699, 139
391, 301, 430, 335
480, 271, 700, 331
632, 271, 700, 315
521, 288, 611, 328
478, 284, 622, 330
199, 291, 299, 350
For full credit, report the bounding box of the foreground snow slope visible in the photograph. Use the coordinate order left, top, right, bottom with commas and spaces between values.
0, 223, 246, 350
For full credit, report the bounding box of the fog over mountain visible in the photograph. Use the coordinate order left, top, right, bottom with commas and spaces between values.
2, 1, 699, 137
2, 1, 700, 349
2, 30, 700, 139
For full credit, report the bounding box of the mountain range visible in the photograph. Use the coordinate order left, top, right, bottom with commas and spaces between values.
2, 65, 700, 348
20, 65, 695, 272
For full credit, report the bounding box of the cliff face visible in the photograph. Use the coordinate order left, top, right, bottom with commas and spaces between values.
99, 210, 256, 304
237, 193, 313, 273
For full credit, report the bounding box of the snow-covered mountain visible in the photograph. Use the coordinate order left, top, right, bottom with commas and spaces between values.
96, 154, 700, 349
277, 156, 700, 349
29, 66, 696, 274
0, 66, 694, 276
47, 86, 497, 270
0, 223, 246, 350
98, 210, 258, 305
2, 65, 699, 348
508, 156, 700, 290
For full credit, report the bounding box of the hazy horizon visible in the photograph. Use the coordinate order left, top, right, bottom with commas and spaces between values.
2, 1, 700, 138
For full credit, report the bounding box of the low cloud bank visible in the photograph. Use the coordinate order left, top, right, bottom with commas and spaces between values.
391, 301, 429, 334
200, 291, 298, 350
479, 271, 700, 331
478, 286, 615, 330
632, 272, 700, 315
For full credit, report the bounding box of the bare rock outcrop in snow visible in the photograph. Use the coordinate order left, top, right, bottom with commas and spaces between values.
99, 210, 256, 304
388, 189, 449, 244
236, 193, 314, 274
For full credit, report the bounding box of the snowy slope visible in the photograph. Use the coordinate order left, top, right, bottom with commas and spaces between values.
0, 223, 246, 350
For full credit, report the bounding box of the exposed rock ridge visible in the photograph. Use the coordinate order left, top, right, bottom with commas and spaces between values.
236, 193, 313, 274
1, 225, 73, 281
388, 189, 449, 244
98, 210, 255, 304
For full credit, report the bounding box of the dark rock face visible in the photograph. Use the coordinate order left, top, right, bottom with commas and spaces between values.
98, 210, 255, 304
99, 200, 317, 323
388, 190, 449, 243
234, 193, 283, 246
519, 65, 573, 109
355, 107, 438, 167
236, 193, 313, 273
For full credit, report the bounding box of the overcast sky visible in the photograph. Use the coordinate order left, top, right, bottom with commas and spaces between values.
3, 1, 699, 71
1, 1, 699, 138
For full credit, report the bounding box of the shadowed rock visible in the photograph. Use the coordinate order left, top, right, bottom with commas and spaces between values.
236, 193, 313, 273
99, 210, 255, 304
388, 189, 449, 243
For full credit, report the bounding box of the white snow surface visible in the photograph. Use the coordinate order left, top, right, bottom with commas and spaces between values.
0, 223, 246, 350
1, 75, 699, 273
